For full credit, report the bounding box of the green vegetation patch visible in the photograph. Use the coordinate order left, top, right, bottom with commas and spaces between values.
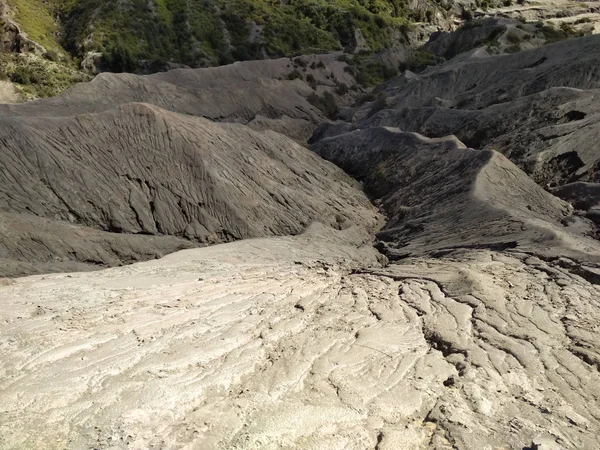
6, 0, 65, 53
538, 22, 586, 43
399, 50, 444, 73
0, 53, 90, 99
341, 53, 399, 87
51, 0, 431, 71
307, 91, 338, 118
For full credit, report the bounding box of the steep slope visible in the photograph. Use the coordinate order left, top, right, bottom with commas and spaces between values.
328, 34, 600, 235
0, 211, 195, 277
0, 102, 380, 275
2, 0, 464, 70
368, 34, 600, 111
311, 126, 600, 263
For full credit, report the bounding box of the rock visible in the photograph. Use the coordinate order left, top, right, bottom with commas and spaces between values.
352, 28, 370, 53
0, 80, 20, 103
80, 51, 103, 74
532, 433, 561, 450
551, 182, 600, 210
0, 1, 46, 55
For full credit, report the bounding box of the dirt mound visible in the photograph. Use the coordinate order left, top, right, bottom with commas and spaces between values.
0, 55, 355, 142
311, 126, 598, 262
342, 36, 600, 189
0, 102, 379, 275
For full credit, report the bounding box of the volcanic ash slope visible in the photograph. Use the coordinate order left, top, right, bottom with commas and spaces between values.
0, 103, 379, 276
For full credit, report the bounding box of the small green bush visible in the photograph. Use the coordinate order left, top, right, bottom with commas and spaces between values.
306, 73, 317, 89
10, 67, 32, 85
102, 43, 137, 73
293, 57, 307, 68
399, 50, 443, 73
505, 44, 521, 53
506, 32, 521, 43
308, 91, 338, 118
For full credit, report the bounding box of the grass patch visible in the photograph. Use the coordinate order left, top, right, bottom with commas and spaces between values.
399, 50, 444, 73
0, 53, 89, 99
6, 0, 64, 53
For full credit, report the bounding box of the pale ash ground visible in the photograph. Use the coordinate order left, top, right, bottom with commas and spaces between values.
1, 225, 599, 450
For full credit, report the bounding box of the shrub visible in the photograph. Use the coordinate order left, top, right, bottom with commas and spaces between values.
287, 69, 304, 80
539, 24, 581, 42
399, 50, 443, 73
102, 43, 137, 73
425, 9, 435, 23
505, 44, 521, 53
359, 92, 376, 103
459, 19, 484, 30
43, 49, 60, 62
369, 94, 387, 115
294, 57, 307, 68
335, 82, 349, 95
308, 91, 338, 118
506, 32, 521, 43
461, 8, 474, 21
10, 67, 32, 85
347, 57, 399, 87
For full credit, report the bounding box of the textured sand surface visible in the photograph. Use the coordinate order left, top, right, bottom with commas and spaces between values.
1, 226, 599, 449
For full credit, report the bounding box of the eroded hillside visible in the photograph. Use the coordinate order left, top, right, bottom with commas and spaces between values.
1, 7, 600, 450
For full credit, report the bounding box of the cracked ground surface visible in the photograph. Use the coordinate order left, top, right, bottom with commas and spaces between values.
1, 226, 598, 450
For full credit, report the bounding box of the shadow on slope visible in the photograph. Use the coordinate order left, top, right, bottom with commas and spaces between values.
312, 126, 598, 263
0, 102, 380, 276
